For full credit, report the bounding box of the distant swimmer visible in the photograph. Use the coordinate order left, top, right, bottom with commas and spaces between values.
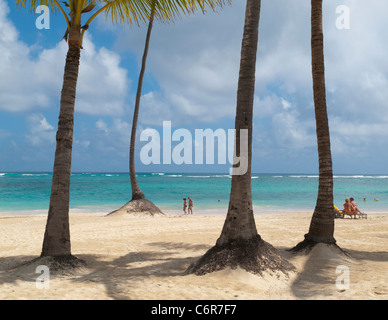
374, 198, 380, 202
363, 198, 367, 202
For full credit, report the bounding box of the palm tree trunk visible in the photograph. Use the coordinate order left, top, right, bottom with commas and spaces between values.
130, 9, 155, 201
41, 39, 80, 257
107, 5, 163, 217
307, 0, 335, 243
292, 0, 336, 251
186, 0, 294, 276
216, 0, 260, 247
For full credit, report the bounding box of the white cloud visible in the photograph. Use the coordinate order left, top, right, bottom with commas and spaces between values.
75, 139, 91, 148
110, 0, 388, 173
3, 0, 388, 173
254, 94, 283, 118
94, 118, 130, 153
96, 119, 109, 134
115, 2, 244, 124
25, 114, 55, 146
112, 118, 131, 146
76, 37, 130, 116
281, 99, 292, 111
0, 0, 57, 112
272, 111, 315, 149
115, 1, 312, 127
0, 0, 130, 116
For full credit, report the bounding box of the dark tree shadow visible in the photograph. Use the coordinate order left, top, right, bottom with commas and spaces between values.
2, 241, 385, 300
0, 241, 210, 300
288, 244, 388, 299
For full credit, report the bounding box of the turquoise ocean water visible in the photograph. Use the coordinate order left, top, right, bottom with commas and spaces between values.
0, 172, 387, 214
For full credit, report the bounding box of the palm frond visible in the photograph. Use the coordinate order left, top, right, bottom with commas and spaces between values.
99, 0, 229, 26
17, 0, 98, 14
17, 0, 230, 27
187, 0, 231, 14
17, 0, 59, 14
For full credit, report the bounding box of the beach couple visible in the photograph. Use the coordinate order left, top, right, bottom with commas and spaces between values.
343, 197, 363, 218
183, 197, 193, 215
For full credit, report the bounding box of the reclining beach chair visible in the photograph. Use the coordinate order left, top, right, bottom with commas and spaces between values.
334, 205, 367, 219
358, 212, 368, 219
334, 206, 344, 219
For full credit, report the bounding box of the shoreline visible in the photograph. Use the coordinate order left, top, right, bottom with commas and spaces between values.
1, 206, 386, 216
2, 172, 386, 215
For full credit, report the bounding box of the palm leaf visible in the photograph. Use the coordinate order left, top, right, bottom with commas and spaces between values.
17, 0, 230, 29
188, 0, 230, 14
101, 0, 230, 25
17, 0, 58, 14
17, 0, 96, 15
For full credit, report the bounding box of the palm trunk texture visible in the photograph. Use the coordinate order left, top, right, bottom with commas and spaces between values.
130, 11, 154, 201
216, 0, 259, 247
187, 0, 295, 276
41, 34, 81, 257
308, 0, 335, 243
292, 0, 336, 251
107, 7, 163, 217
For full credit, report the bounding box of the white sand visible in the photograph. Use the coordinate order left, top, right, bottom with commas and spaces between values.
0, 210, 387, 300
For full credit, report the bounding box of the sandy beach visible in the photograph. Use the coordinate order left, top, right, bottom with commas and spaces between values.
0, 210, 387, 300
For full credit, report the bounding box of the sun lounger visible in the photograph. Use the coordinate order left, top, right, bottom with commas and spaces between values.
334, 209, 367, 219
334, 210, 344, 219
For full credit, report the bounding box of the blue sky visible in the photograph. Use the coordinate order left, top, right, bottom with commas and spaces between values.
1, 0, 388, 174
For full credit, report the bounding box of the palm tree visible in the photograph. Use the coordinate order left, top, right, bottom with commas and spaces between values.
291, 0, 336, 252
108, 0, 228, 217
187, 0, 295, 276
107, 1, 167, 217
16, 0, 189, 266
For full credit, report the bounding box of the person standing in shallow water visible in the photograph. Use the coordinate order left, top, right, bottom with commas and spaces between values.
183, 198, 187, 215
188, 197, 193, 215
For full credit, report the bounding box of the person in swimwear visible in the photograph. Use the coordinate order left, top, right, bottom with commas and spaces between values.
183, 198, 187, 215
343, 198, 356, 219
350, 197, 362, 216
188, 197, 193, 215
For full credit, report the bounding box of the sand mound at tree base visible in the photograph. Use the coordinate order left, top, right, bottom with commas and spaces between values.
107, 199, 164, 217
7, 255, 87, 278
186, 235, 296, 276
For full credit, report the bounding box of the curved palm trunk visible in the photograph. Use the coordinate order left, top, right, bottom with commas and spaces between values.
41, 26, 81, 257
293, 0, 336, 251
187, 0, 294, 276
108, 6, 163, 217
130, 10, 155, 201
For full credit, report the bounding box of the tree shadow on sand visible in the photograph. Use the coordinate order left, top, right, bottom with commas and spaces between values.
69, 241, 211, 299
286, 244, 388, 299
3, 242, 386, 300
0, 242, 210, 300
